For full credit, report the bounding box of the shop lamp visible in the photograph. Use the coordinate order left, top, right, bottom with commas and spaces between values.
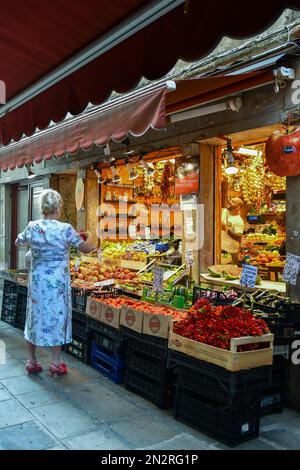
122, 137, 134, 155
140, 159, 155, 176
103, 142, 116, 163
126, 163, 138, 180
224, 139, 238, 175
26, 164, 37, 179
94, 169, 106, 184
111, 165, 121, 184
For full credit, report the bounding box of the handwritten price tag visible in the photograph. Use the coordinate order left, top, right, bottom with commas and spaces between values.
97, 248, 103, 262
240, 264, 258, 288
153, 267, 164, 293
185, 250, 194, 266
74, 259, 81, 272
94, 279, 115, 287
283, 253, 300, 286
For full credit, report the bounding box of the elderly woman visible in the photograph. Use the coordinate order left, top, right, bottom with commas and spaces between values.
15, 189, 96, 376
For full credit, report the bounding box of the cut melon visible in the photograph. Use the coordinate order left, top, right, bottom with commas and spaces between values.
222, 266, 242, 280
208, 264, 237, 278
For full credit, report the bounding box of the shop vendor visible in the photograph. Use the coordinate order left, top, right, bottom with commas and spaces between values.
221, 197, 245, 266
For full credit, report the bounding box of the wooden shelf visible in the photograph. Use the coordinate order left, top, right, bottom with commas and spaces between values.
103, 200, 136, 204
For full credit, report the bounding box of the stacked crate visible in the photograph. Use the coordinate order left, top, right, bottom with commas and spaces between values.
122, 327, 174, 409
85, 289, 125, 383
1, 280, 18, 326
64, 288, 91, 363
169, 350, 272, 447
16, 285, 28, 330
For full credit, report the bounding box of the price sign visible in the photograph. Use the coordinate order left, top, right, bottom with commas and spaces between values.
153, 267, 164, 293
240, 264, 258, 288
94, 279, 115, 287
185, 250, 194, 266
283, 253, 300, 286
97, 248, 103, 262
74, 258, 81, 272
163, 270, 176, 281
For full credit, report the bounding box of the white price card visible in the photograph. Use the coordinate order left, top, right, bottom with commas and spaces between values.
185, 250, 195, 266
163, 270, 176, 281
153, 267, 164, 293
283, 253, 300, 286
74, 259, 81, 272
240, 264, 258, 288
97, 248, 103, 262
94, 279, 115, 287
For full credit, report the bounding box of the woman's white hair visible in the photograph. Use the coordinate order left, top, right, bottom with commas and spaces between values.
40, 189, 62, 215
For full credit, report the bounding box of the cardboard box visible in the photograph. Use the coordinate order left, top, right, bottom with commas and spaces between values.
168, 322, 274, 372
85, 297, 102, 321
120, 306, 144, 333
101, 304, 122, 330
143, 312, 172, 339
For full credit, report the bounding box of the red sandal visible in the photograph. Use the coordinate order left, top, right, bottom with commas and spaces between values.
49, 362, 68, 377
26, 361, 43, 374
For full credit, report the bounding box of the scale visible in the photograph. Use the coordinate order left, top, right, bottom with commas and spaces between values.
246, 214, 265, 224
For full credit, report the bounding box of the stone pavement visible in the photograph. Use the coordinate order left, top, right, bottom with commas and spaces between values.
0, 320, 300, 450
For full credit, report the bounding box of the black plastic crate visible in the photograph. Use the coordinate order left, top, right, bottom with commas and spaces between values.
125, 350, 174, 385
193, 286, 236, 306
1, 280, 18, 326
87, 317, 122, 354
64, 338, 91, 364
91, 341, 125, 384
72, 319, 88, 340
174, 386, 260, 448
282, 303, 300, 325
168, 350, 271, 406
260, 387, 284, 416
121, 327, 168, 361
72, 309, 87, 324
16, 286, 28, 330
71, 288, 89, 313
124, 369, 173, 409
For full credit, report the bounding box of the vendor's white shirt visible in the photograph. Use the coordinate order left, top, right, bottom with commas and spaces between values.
221, 209, 244, 253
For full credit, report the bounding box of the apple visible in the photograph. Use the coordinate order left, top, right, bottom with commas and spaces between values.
265, 126, 300, 176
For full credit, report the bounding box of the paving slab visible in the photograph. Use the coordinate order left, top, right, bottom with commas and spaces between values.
0, 398, 33, 429
0, 358, 26, 379
46, 444, 67, 450
109, 414, 180, 449
42, 366, 94, 393
64, 426, 132, 450
0, 385, 12, 402
259, 428, 300, 450
17, 389, 63, 409
30, 400, 100, 439
67, 382, 143, 423
1, 336, 26, 350
0, 420, 57, 450
141, 433, 210, 450
1, 374, 48, 395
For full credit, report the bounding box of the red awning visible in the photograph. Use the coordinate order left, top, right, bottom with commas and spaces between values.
0, 86, 166, 171
0, 70, 274, 171
0, 0, 298, 145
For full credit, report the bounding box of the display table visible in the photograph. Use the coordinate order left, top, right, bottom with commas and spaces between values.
200, 273, 286, 293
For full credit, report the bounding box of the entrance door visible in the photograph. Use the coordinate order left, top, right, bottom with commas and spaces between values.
12, 180, 44, 269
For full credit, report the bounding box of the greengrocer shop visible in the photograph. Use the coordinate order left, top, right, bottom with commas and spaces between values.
1, 59, 300, 446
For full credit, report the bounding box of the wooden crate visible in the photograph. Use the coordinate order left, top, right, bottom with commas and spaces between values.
168, 322, 274, 372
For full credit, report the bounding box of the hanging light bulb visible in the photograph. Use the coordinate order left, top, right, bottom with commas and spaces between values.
104, 142, 115, 163
94, 169, 106, 184
111, 165, 121, 184
224, 139, 238, 175
122, 137, 134, 155
126, 163, 138, 180
26, 164, 37, 179
140, 159, 155, 176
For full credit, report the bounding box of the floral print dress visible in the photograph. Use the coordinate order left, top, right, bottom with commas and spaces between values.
16, 220, 82, 346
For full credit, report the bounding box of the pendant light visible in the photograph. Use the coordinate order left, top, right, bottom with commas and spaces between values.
111, 165, 121, 184
126, 162, 138, 180
94, 169, 106, 184
224, 139, 238, 175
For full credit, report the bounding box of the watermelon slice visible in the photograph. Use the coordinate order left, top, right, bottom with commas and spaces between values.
207, 265, 237, 278
222, 266, 242, 280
